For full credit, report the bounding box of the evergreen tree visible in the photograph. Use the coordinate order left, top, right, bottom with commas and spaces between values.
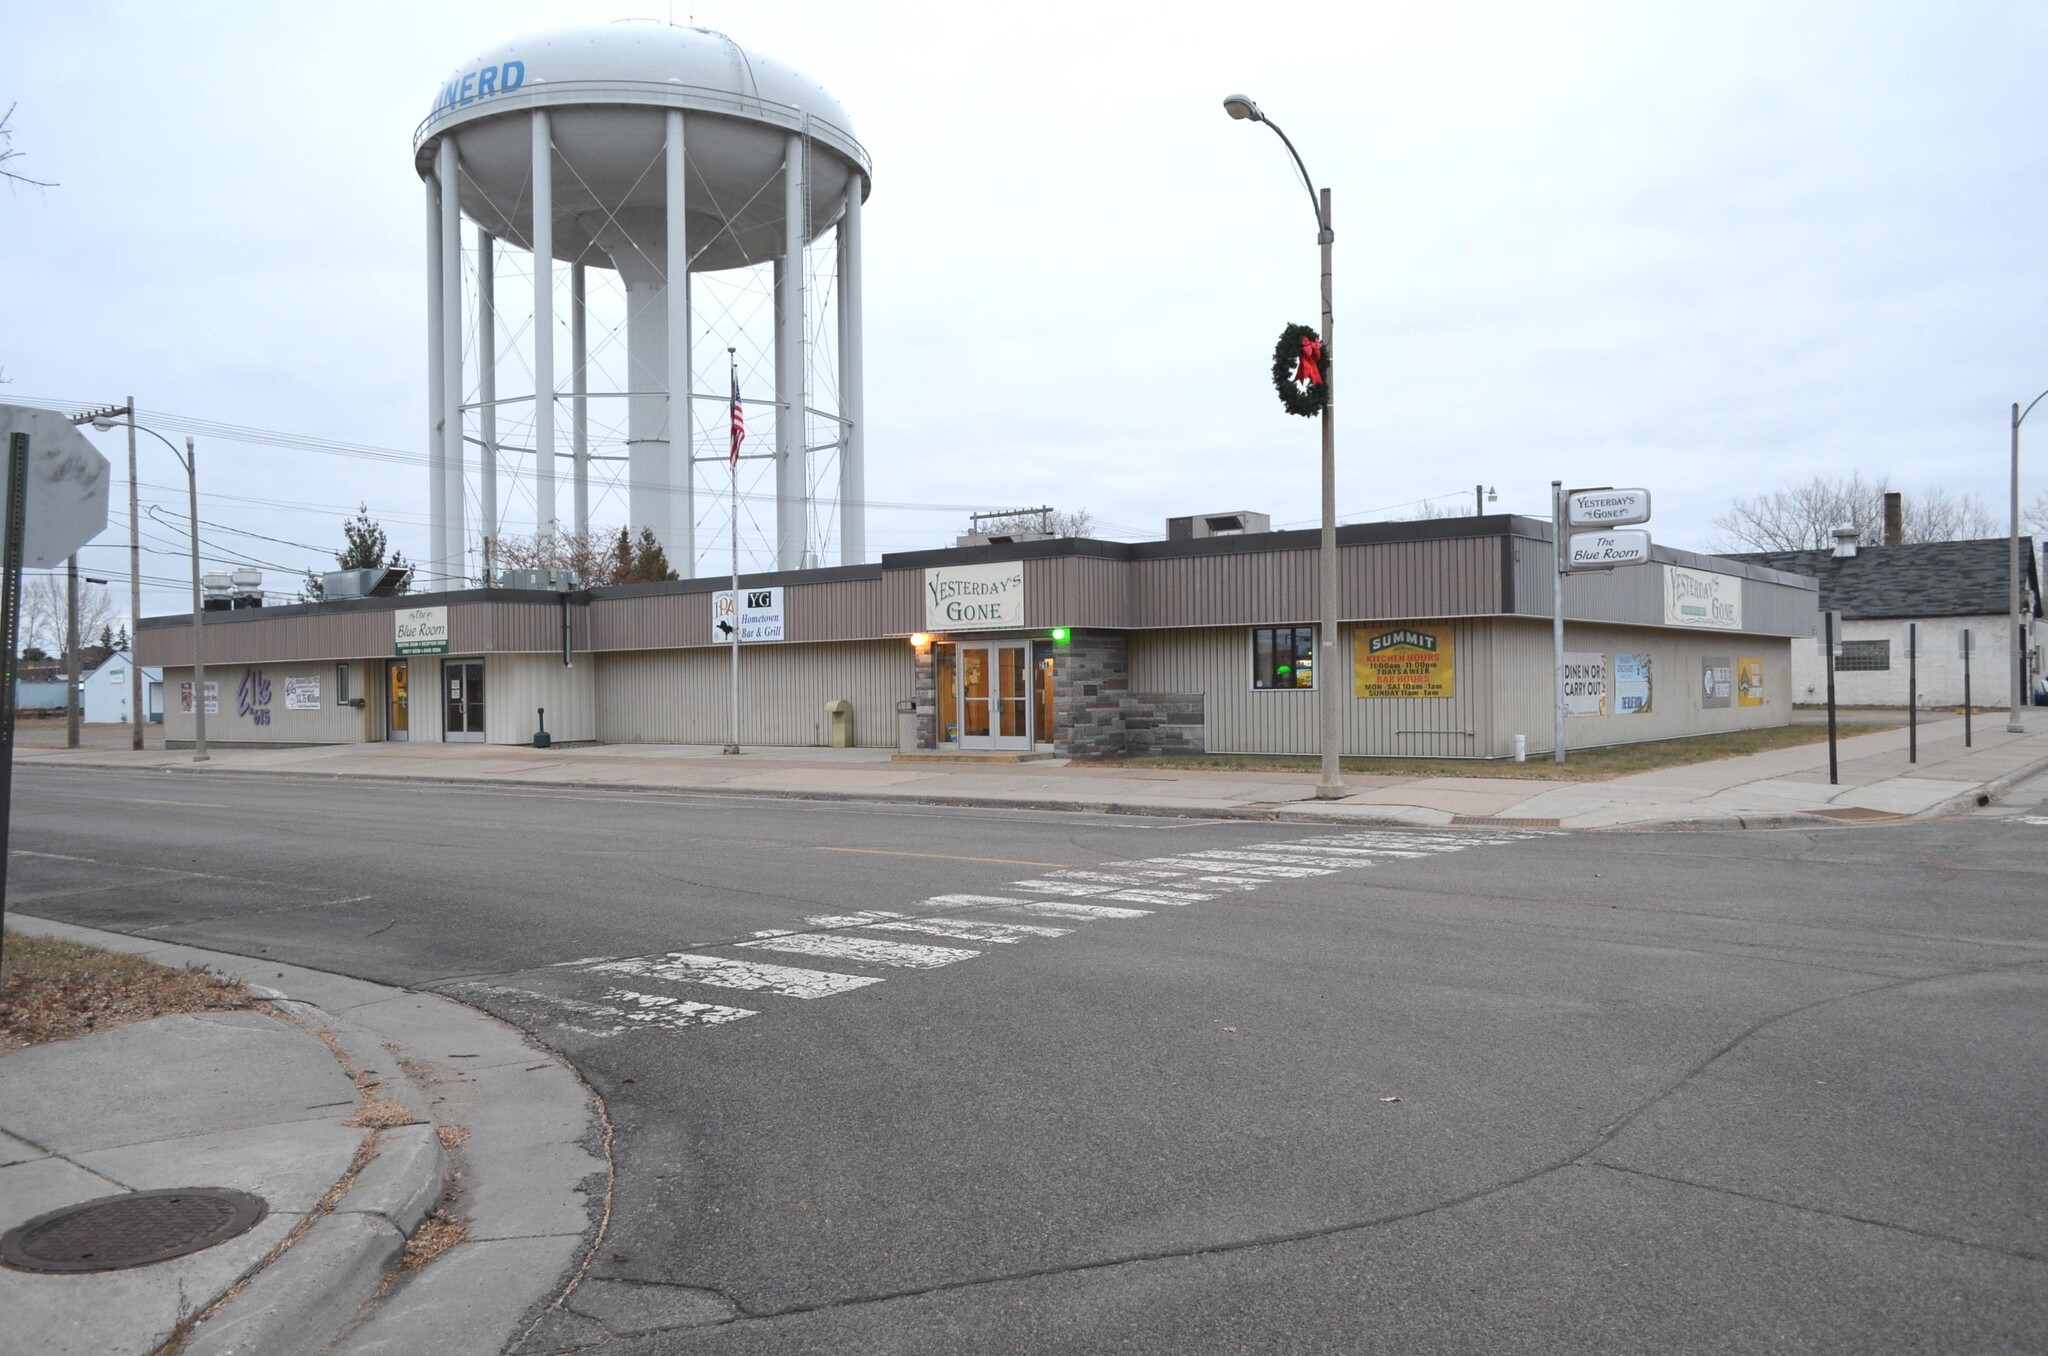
303, 504, 412, 600
632, 528, 677, 583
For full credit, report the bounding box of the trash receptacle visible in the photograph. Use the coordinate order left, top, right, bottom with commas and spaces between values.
896, 698, 919, 753
825, 698, 855, 748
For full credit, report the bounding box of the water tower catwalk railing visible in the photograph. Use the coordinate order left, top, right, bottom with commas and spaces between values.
416, 61, 869, 589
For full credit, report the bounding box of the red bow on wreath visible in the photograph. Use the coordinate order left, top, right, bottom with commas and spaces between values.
1293, 336, 1324, 389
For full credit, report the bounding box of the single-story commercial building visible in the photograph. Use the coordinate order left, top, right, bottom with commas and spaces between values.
138, 516, 1819, 760
1729, 534, 2039, 708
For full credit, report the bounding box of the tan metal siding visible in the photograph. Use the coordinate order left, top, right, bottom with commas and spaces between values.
484, 654, 597, 744
590, 576, 909, 651
1023, 557, 1130, 630
1127, 537, 1503, 630
1128, 620, 1498, 757
140, 599, 572, 667
1490, 619, 1794, 755
595, 641, 914, 746
160, 664, 373, 745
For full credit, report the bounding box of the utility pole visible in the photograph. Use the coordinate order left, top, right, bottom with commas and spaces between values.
126, 399, 140, 749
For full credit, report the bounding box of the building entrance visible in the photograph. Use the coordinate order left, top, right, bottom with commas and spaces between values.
444, 659, 486, 743
387, 660, 410, 741
940, 641, 1032, 751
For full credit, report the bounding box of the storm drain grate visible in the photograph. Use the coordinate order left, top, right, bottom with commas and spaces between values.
1, 1188, 267, 1274
1450, 816, 1561, 829
1809, 806, 1905, 822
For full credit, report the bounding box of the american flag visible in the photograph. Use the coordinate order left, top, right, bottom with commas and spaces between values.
729, 368, 745, 467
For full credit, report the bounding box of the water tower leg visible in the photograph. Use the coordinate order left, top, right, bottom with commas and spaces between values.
838, 181, 864, 567
775, 132, 806, 572
531, 109, 556, 543
479, 231, 498, 583
571, 263, 589, 541
665, 109, 693, 577
438, 136, 465, 586
425, 170, 447, 593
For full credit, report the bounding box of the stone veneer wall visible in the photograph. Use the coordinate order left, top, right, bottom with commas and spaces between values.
1052, 630, 1204, 758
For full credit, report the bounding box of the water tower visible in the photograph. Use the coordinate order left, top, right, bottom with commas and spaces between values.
414, 24, 870, 587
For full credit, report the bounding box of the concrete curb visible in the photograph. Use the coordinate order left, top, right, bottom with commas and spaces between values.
17, 745, 2048, 832
0, 917, 511, 1356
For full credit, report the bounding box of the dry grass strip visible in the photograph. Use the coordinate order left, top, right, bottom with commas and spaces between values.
0, 931, 247, 1054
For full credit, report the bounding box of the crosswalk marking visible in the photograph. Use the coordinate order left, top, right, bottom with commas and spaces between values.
740, 932, 982, 969
602, 989, 756, 1028
804, 912, 1072, 943
1004, 899, 1153, 920
483, 828, 1553, 1042
585, 952, 884, 999
446, 981, 757, 1036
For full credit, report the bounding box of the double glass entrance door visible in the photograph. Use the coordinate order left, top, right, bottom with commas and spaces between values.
444, 660, 485, 743
948, 642, 1032, 750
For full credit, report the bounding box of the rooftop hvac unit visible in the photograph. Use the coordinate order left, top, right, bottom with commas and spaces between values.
954, 530, 1051, 548
1166, 511, 1271, 540
322, 566, 412, 600
499, 568, 581, 591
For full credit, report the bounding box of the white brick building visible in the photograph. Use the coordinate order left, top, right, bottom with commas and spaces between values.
1731, 537, 2039, 709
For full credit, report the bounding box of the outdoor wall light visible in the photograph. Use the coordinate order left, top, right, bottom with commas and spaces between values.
911, 633, 931, 647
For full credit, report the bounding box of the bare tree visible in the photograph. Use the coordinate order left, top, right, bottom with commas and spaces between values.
21, 575, 116, 659
489, 527, 677, 587
0, 104, 57, 191
1712, 475, 1997, 551
1402, 497, 1474, 521
963, 508, 1094, 539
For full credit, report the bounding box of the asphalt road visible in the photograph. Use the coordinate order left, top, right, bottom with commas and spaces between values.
7, 765, 2046, 1354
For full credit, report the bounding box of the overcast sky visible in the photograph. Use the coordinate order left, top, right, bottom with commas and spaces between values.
5, 1, 2047, 620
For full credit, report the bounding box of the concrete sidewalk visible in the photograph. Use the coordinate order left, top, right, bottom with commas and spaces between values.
0, 917, 603, 1356
18, 713, 2048, 829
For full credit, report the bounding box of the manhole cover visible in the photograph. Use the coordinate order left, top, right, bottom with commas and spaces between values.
1, 1188, 267, 1274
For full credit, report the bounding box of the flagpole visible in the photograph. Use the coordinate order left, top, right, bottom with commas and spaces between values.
725, 348, 742, 755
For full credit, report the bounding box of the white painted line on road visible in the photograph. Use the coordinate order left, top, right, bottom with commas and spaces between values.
805, 912, 1071, 943
602, 989, 757, 1029
740, 932, 982, 969
1004, 900, 1153, 920
814, 846, 1069, 867
583, 953, 884, 999
1100, 888, 1214, 905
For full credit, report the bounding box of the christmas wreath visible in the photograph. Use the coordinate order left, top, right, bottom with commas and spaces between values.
1271, 323, 1327, 417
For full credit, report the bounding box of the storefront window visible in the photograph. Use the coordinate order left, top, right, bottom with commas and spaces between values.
1251, 626, 1316, 689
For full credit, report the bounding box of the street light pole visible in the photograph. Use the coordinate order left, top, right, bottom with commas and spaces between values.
126, 398, 140, 749
88, 414, 205, 762
1225, 93, 1344, 799
186, 436, 207, 762
2010, 391, 2048, 733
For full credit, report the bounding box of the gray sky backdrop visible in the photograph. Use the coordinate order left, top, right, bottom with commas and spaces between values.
5, 1, 2046, 621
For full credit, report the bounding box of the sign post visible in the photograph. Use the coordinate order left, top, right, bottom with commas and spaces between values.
1961, 628, 1974, 747
0, 410, 111, 968
1823, 610, 1841, 785
1908, 622, 1918, 764
1553, 483, 1655, 764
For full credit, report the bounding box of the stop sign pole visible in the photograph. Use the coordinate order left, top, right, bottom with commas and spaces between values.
0, 431, 35, 955
0, 407, 112, 965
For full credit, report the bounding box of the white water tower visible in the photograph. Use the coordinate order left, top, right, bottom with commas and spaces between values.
414, 23, 871, 585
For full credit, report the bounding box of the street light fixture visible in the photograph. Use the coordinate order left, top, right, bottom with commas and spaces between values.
90, 416, 207, 762
2011, 390, 2048, 733
1224, 92, 1344, 799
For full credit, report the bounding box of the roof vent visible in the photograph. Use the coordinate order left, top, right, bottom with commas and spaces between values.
1166, 511, 1271, 540
1831, 525, 1860, 559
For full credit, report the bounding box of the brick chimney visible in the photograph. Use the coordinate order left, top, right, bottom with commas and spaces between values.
1883, 491, 1903, 546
